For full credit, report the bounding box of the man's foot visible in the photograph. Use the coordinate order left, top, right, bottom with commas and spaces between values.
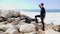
42, 28, 45, 31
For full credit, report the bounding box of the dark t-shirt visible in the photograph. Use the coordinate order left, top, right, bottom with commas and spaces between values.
40, 7, 46, 18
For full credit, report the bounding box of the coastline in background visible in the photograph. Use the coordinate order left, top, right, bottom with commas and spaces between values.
20, 9, 60, 13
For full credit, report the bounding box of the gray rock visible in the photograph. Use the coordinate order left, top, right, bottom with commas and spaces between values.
45, 23, 54, 30
4, 28, 19, 34
14, 11, 21, 17
7, 18, 15, 23
0, 24, 7, 32
0, 31, 4, 34
5, 10, 14, 18
45, 29, 60, 34
2, 21, 9, 25
19, 24, 36, 33
24, 32, 36, 34
52, 25, 60, 32
0, 17, 3, 22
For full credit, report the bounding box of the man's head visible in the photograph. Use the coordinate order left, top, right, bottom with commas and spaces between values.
39, 3, 44, 8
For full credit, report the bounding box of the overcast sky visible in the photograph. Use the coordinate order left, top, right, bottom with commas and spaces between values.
0, 0, 60, 9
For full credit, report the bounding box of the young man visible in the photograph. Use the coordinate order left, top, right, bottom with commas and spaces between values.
35, 3, 46, 30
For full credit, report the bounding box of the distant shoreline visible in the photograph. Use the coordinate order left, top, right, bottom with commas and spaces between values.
19, 9, 60, 13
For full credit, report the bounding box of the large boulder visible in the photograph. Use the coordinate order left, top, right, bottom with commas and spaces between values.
0, 17, 3, 22
4, 28, 19, 34
2, 21, 9, 25
11, 17, 21, 25
11, 20, 20, 25
52, 25, 60, 32
5, 23, 14, 29
45, 23, 54, 30
0, 17, 7, 22
0, 23, 14, 32
20, 15, 32, 20
18, 19, 27, 26
17, 20, 27, 28
0, 24, 7, 32
7, 18, 15, 23
0, 16, 7, 22
19, 24, 36, 33
45, 23, 60, 32
45, 29, 60, 34
20, 15, 34, 23
14, 17, 20, 22
36, 29, 45, 34
5, 10, 21, 18
5, 10, 14, 18
0, 31, 4, 34
14, 11, 21, 17
19, 32, 24, 34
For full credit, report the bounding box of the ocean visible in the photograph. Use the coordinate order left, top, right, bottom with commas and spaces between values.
20, 9, 60, 13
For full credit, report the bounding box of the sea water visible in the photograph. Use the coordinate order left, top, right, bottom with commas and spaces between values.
20, 9, 60, 13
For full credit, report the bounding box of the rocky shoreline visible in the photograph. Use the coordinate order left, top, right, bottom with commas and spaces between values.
0, 10, 60, 34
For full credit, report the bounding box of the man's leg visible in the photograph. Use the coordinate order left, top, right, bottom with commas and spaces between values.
41, 18, 45, 30
35, 15, 40, 23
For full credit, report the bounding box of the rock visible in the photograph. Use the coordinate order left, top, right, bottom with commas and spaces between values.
7, 18, 15, 23
0, 10, 2, 14
45, 29, 60, 34
52, 25, 60, 32
0, 17, 3, 22
5, 23, 14, 29
0, 31, 4, 34
0, 22, 5, 24
14, 11, 21, 17
4, 28, 19, 34
19, 32, 24, 34
45, 23, 60, 32
45, 23, 54, 30
5, 10, 14, 18
24, 32, 36, 34
17, 20, 27, 29
19, 24, 36, 33
14, 17, 20, 22
2, 21, 9, 25
0, 24, 7, 31
0, 16, 7, 22
11, 20, 19, 25
0, 16, 4, 22
37, 29, 45, 34
11, 17, 21, 25
59, 25, 60, 32
17, 20, 27, 25
5, 23, 18, 30
3, 17, 7, 21
20, 15, 32, 20
31, 21, 36, 24
0, 23, 15, 32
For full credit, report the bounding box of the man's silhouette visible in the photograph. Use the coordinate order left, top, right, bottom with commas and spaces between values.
35, 3, 46, 30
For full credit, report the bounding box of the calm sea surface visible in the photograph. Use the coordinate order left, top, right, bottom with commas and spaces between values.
20, 9, 60, 13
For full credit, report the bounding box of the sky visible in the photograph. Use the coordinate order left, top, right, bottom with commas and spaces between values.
0, 0, 60, 10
